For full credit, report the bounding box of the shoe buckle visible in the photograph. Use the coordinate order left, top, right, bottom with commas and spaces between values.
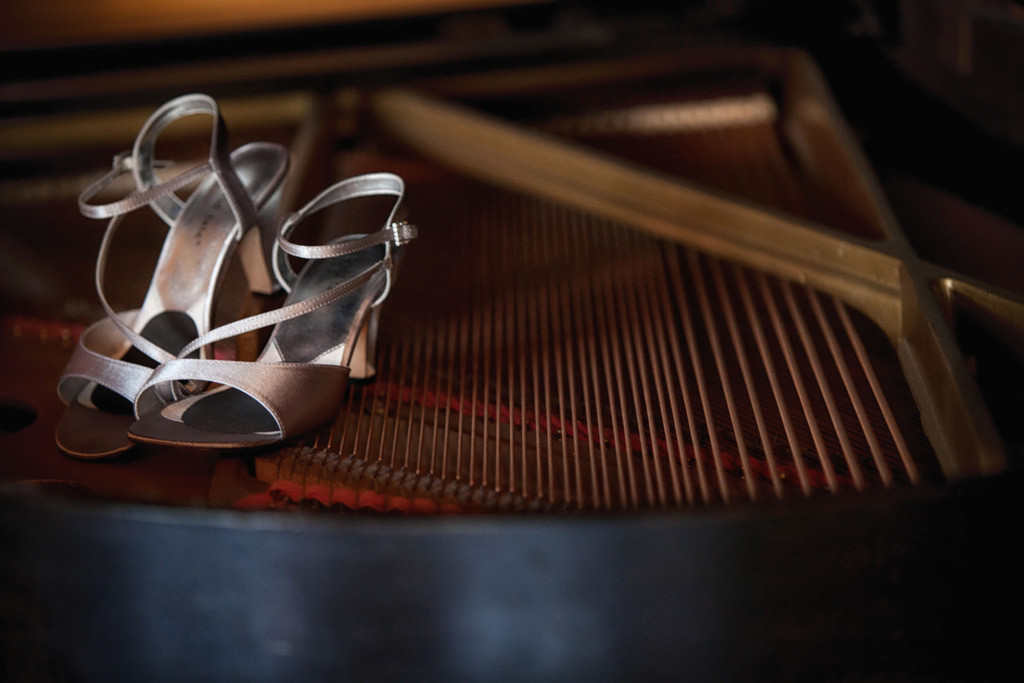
111, 151, 133, 172
390, 221, 417, 246
111, 151, 173, 172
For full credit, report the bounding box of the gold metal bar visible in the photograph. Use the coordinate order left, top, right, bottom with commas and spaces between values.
514, 283, 531, 498
624, 232, 668, 507
387, 328, 411, 471
597, 247, 638, 508
468, 288, 484, 487
571, 245, 607, 509
713, 258, 784, 499
836, 298, 919, 484
428, 318, 448, 478
733, 265, 812, 496
691, 253, 759, 501
668, 248, 729, 503
545, 205, 572, 505
784, 281, 865, 491
403, 326, 425, 474
369, 88, 904, 332
643, 251, 688, 506
413, 327, 434, 475
499, 210, 516, 496
898, 272, 1006, 476
439, 311, 459, 481
656, 245, 701, 505
757, 272, 838, 493
556, 215, 587, 509
525, 249, 545, 501
809, 291, 893, 487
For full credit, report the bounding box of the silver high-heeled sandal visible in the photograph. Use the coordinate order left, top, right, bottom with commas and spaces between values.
128, 172, 416, 450
56, 93, 289, 459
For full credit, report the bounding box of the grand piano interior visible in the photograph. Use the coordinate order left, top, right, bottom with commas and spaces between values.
2, 1, 1022, 679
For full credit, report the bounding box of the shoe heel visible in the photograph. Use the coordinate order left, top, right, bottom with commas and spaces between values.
348, 307, 381, 384
238, 223, 278, 295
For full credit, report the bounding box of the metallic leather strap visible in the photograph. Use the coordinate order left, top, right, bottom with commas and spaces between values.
77, 153, 206, 220
91, 213, 177, 366
135, 359, 350, 438
131, 93, 260, 235
273, 172, 413, 294
174, 256, 391, 362
77, 93, 259, 241
56, 312, 153, 405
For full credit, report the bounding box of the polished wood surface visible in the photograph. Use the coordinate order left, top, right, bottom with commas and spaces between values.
0, 0, 549, 48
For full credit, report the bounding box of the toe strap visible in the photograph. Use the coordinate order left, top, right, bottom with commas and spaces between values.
57, 314, 153, 406
135, 358, 350, 439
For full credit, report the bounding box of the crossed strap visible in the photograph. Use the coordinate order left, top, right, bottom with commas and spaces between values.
57, 311, 153, 408
134, 172, 416, 437
58, 94, 266, 406
135, 359, 352, 439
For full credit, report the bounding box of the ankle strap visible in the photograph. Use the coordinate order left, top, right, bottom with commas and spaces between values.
170, 172, 417, 367
273, 172, 416, 296
78, 93, 259, 239
78, 151, 211, 220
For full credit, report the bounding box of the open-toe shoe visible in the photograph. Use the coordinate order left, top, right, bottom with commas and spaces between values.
128, 172, 416, 450
56, 93, 289, 459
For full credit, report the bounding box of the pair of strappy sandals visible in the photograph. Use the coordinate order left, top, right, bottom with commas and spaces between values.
56, 94, 417, 459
